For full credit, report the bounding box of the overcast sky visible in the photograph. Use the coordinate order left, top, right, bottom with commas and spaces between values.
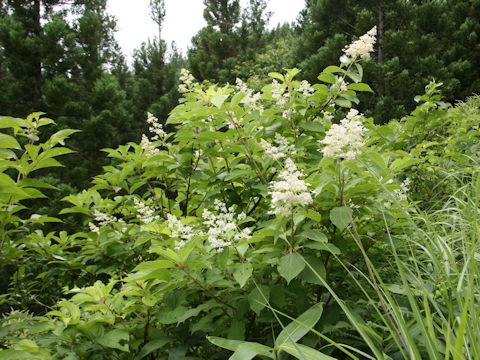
106, 0, 305, 63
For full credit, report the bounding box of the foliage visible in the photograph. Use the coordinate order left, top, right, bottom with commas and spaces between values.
1, 17, 480, 360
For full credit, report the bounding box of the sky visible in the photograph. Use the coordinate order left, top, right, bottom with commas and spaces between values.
106, 0, 305, 63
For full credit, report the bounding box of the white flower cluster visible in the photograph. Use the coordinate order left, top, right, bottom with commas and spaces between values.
319, 109, 366, 160
335, 78, 348, 91
167, 214, 195, 250
194, 149, 202, 162
202, 199, 251, 252
298, 80, 315, 98
260, 133, 296, 161
272, 80, 290, 108
235, 78, 262, 110
88, 209, 117, 234
394, 178, 411, 201
147, 112, 166, 141
321, 111, 334, 122
282, 106, 296, 120
140, 134, 160, 157
134, 198, 160, 225
178, 68, 196, 92
342, 26, 377, 62
226, 111, 241, 130
269, 158, 313, 216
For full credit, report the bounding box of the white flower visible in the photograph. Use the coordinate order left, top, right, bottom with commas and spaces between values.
88, 222, 100, 234
394, 178, 411, 201
319, 109, 366, 160
147, 112, 166, 141
322, 111, 334, 121
140, 134, 160, 157
272, 80, 289, 108
343, 26, 377, 62
178, 68, 196, 92
202, 200, 251, 252
260, 133, 296, 161
282, 107, 296, 120
335, 78, 349, 91
269, 158, 313, 216
235, 78, 262, 110
88, 209, 117, 233
298, 80, 315, 98
167, 214, 195, 250
134, 198, 160, 225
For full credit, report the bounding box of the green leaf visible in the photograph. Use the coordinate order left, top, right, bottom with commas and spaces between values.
317, 73, 336, 84
232, 262, 253, 288
334, 98, 351, 108
58, 301, 80, 325
0, 134, 20, 149
197, 131, 228, 142
97, 329, 130, 352
230, 342, 274, 360
299, 122, 324, 132
299, 256, 326, 285
302, 229, 327, 243
277, 253, 305, 284
207, 336, 245, 352
0, 116, 22, 129
390, 158, 420, 172
275, 302, 324, 347
323, 65, 344, 74
134, 338, 170, 360
347, 83, 374, 92
279, 343, 337, 360
330, 207, 350, 231
134, 260, 176, 272
211, 95, 229, 108
248, 285, 270, 315
268, 72, 284, 81
49, 129, 79, 146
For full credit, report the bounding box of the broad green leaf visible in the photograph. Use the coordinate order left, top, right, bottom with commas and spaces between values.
330, 207, 350, 231
275, 302, 324, 347
299, 122, 324, 132
317, 73, 336, 84
97, 329, 130, 352
232, 262, 253, 288
390, 158, 420, 172
125, 268, 171, 282
134, 339, 170, 360
268, 72, 284, 81
302, 229, 327, 243
323, 65, 344, 74
58, 301, 80, 325
299, 256, 326, 285
211, 95, 229, 108
279, 343, 337, 360
0, 134, 20, 149
347, 83, 374, 92
248, 285, 270, 315
197, 131, 229, 142
49, 129, 79, 146
277, 253, 305, 284
0, 116, 22, 129
134, 260, 175, 272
